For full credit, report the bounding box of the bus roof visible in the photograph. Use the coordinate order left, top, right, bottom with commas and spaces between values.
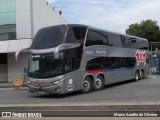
67, 24, 148, 42
36, 24, 148, 42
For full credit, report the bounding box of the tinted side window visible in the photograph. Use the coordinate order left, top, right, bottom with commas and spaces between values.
86, 57, 105, 70
119, 57, 127, 67
113, 57, 136, 68
86, 57, 136, 70
107, 33, 122, 47
124, 36, 148, 50
64, 45, 83, 72
110, 57, 120, 68
126, 57, 136, 67
66, 26, 87, 43
85, 29, 108, 47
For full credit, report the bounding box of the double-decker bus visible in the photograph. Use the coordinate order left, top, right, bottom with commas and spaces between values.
16, 24, 149, 94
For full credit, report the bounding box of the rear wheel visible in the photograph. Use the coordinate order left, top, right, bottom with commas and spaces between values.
82, 77, 93, 93
94, 75, 104, 91
140, 70, 144, 79
135, 70, 140, 81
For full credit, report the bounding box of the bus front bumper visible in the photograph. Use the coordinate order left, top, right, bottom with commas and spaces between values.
27, 82, 65, 94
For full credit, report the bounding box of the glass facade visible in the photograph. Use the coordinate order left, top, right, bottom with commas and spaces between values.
0, 0, 16, 41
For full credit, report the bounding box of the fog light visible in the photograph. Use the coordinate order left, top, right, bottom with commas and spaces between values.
55, 87, 61, 92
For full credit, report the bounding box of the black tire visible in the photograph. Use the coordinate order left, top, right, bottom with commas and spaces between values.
94, 75, 105, 91
134, 70, 140, 81
140, 70, 144, 79
82, 77, 93, 93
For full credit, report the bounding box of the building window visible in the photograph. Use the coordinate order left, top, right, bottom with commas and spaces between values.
0, 53, 7, 64
0, 0, 16, 41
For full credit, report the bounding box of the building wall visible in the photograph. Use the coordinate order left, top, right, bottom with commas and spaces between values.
0, 0, 32, 53
0, 39, 32, 53
0, 0, 67, 53
0, 0, 68, 82
0, 64, 8, 82
7, 53, 29, 82
32, 0, 67, 36
16, 0, 32, 39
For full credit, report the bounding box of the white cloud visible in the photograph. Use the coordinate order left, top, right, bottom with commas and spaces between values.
52, 0, 160, 33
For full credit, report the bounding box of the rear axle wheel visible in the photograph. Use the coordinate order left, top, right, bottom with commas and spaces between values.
94, 75, 104, 91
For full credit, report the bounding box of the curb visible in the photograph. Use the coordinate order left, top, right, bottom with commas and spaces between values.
0, 85, 13, 88
0, 104, 160, 111
0, 82, 27, 88
0, 87, 27, 91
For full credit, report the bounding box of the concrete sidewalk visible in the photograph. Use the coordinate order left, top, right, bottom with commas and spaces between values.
1, 103, 160, 118
0, 103, 160, 111
0, 82, 27, 91
0, 82, 27, 88
0, 82, 13, 88
0, 103, 160, 118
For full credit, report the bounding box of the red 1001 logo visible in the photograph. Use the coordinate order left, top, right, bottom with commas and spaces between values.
135, 50, 146, 65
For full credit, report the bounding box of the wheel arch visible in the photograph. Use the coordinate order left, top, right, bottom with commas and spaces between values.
136, 69, 140, 73
83, 74, 94, 83
95, 73, 105, 82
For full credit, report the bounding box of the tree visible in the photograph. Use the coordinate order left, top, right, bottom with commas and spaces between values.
126, 20, 160, 42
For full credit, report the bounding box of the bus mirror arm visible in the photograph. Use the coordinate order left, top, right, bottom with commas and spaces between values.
29, 43, 81, 55
55, 43, 81, 53
15, 47, 30, 61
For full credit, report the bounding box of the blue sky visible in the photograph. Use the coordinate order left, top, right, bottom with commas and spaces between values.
47, 0, 160, 33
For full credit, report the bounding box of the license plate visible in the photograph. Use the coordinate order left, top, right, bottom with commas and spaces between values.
36, 80, 44, 83
37, 91, 44, 94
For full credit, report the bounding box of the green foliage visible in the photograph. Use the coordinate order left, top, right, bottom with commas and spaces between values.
126, 20, 160, 42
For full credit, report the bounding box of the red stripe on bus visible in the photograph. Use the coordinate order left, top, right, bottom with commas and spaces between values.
88, 70, 104, 74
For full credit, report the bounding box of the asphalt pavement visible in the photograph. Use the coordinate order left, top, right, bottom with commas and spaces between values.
0, 75, 160, 105
1, 75, 160, 118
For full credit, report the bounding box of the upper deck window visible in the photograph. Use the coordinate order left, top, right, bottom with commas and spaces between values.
66, 26, 87, 43
124, 36, 148, 50
107, 33, 122, 47
85, 29, 108, 47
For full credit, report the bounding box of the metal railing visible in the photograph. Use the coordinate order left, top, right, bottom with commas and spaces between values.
149, 52, 160, 74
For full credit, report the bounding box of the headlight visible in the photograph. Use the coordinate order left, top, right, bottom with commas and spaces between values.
27, 80, 32, 84
52, 80, 61, 85
51, 76, 70, 85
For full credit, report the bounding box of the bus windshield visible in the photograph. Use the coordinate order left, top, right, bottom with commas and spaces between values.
31, 25, 66, 49
28, 52, 64, 79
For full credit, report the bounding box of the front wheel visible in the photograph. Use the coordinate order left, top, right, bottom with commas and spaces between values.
94, 75, 104, 91
82, 77, 93, 93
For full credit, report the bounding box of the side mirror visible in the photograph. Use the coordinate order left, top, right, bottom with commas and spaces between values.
15, 48, 30, 61
54, 43, 81, 54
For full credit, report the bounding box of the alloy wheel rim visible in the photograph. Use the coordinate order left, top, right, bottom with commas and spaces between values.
95, 78, 102, 89
83, 80, 90, 91
136, 72, 139, 80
